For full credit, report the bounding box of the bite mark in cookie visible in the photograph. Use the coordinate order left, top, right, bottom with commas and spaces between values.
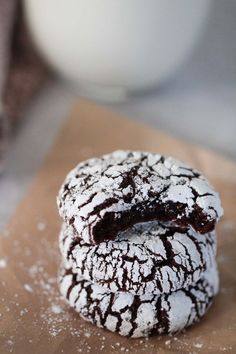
57, 150, 223, 244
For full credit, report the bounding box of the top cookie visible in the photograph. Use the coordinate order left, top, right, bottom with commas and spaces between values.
57, 150, 223, 244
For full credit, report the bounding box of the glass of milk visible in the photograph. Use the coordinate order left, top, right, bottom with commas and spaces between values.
24, 0, 211, 101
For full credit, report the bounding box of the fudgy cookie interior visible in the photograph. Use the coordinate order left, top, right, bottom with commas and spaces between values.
93, 200, 214, 243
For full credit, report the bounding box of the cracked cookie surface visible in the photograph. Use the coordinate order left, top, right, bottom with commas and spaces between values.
57, 150, 223, 244
59, 260, 219, 338
59, 221, 216, 295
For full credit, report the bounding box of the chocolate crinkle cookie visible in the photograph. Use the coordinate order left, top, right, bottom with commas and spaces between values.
59, 260, 219, 338
57, 150, 223, 244
59, 221, 216, 296
56, 150, 223, 337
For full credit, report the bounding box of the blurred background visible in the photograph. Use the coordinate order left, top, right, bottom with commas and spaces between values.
0, 0, 235, 229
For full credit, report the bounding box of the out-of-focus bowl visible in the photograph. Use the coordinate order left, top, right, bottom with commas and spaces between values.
24, 0, 212, 100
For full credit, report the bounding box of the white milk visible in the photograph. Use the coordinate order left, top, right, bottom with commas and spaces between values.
24, 0, 211, 100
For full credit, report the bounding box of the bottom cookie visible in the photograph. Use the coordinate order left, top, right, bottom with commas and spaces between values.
59, 261, 219, 338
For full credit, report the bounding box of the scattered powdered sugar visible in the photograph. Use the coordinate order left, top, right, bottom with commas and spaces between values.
20, 308, 28, 316
194, 343, 203, 349
5, 339, 14, 353
0, 259, 7, 268
220, 347, 233, 351
84, 332, 91, 338
40, 306, 69, 337
24, 284, 33, 293
19, 254, 96, 340
29, 264, 43, 278
51, 304, 63, 314
37, 222, 46, 231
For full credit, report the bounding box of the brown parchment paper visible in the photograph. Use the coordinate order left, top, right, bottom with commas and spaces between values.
0, 100, 235, 354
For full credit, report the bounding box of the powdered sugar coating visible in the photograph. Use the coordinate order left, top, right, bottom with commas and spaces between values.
59, 261, 219, 338
57, 150, 223, 244
59, 222, 216, 295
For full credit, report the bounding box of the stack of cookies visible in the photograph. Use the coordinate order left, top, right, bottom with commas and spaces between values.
57, 150, 223, 338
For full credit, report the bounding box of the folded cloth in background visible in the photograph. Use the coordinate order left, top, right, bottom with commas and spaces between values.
0, 0, 48, 166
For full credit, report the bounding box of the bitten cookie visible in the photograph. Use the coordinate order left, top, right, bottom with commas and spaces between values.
57, 150, 223, 244
59, 221, 216, 295
59, 261, 219, 338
